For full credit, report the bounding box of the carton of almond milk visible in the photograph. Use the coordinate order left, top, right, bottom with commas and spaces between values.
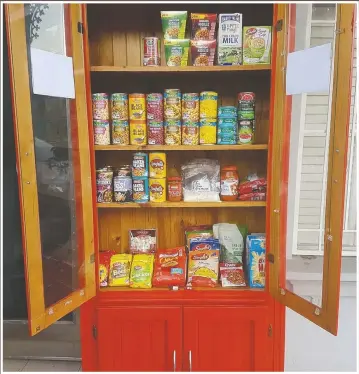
217, 13, 243, 65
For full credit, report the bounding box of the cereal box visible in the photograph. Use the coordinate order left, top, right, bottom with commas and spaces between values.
217, 13, 243, 66
243, 26, 272, 65
246, 234, 266, 288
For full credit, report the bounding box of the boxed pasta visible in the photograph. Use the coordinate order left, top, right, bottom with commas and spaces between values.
246, 234, 266, 288
217, 13, 243, 66
187, 249, 220, 288
243, 26, 272, 65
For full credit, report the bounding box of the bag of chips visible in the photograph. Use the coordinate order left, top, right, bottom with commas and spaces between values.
153, 247, 187, 288
187, 249, 219, 288
130, 254, 154, 289
185, 225, 213, 248
109, 253, 133, 287
99, 250, 115, 287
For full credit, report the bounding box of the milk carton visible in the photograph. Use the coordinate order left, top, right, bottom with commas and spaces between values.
217, 13, 243, 65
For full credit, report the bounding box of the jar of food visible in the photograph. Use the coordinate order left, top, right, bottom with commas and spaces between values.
168, 176, 182, 202
220, 166, 239, 201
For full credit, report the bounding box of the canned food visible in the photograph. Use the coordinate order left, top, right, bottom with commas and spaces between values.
143, 37, 161, 66
147, 93, 164, 121
94, 120, 110, 145
130, 121, 147, 145
133, 177, 149, 203
218, 106, 237, 118
112, 120, 129, 145
150, 178, 166, 203
238, 92, 255, 120
132, 152, 149, 177
200, 91, 218, 119
113, 172, 132, 203
164, 120, 181, 145
164, 89, 181, 120
117, 165, 132, 177
129, 94, 146, 120
238, 120, 254, 144
149, 152, 166, 178
92, 93, 109, 120
96, 167, 113, 203
182, 93, 199, 121
111, 93, 128, 120
218, 118, 237, 128
182, 121, 199, 145
148, 121, 164, 145
200, 118, 217, 144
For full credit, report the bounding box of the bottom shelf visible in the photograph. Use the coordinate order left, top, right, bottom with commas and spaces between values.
100, 286, 264, 292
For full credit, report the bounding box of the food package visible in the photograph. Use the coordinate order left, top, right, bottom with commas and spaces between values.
149, 152, 167, 178
189, 238, 220, 252
185, 225, 213, 248
130, 254, 155, 289
149, 178, 167, 203
243, 26, 272, 65
152, 247, 187, 288
181, 159, 220, 202
129, 229, 157, 254
218, 106, 237, 118
217, 13, 243, 66
164, 39, 190, 66
239, 192, 266, 201
191, 40, 216, 66
132, 177, 149, 203
132, 152, 149, 178
216, 223, 244, 264
161, 11, 188, 39
108, 253, 133, 287
220, 262, 246, 287
187, 249, 220, 288
238, 175, 267, 195
190, 13, 217, 40
99, 250, 116, 287
200, 119, 217, 145
246, 234, 266, 288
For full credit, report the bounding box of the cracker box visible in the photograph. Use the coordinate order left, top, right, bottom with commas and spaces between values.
243, 26, 272, 65
217, 13, 243, 66
246, 234, 266, 288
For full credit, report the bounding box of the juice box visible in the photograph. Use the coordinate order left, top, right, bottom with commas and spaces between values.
243, 26, 272, 65
246, 234, 266, 288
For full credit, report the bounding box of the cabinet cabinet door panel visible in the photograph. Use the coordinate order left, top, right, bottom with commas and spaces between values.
96, 307, 182, 372
184, 307, 272, 372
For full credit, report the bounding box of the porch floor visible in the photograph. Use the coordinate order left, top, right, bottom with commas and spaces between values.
3, 359, 82, 372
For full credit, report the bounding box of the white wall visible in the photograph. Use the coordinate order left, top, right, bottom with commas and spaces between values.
285, 295, 357, 372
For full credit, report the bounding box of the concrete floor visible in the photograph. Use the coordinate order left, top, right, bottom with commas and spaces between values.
3, 359, 82, 372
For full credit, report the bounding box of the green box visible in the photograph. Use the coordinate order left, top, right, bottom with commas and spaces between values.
243, 26, 272, 65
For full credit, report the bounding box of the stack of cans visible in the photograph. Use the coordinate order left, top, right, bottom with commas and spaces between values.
237, 92, 255, 145
217, 106, 237, 145
132, 153, 149, 203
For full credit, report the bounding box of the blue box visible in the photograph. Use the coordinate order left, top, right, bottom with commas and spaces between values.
246, 234, 266, 288
189, 238, 220, 252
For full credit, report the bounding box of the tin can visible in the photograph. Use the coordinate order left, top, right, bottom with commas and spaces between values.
218, 106, 237, 118
164, 89, 181, 120
238, 92, 255, 120
149, 178, 166, 203
117, 165, 132, 177
182, 121, 199, 145
200, 91, 218, 119
132, 152, 149, 178
94, 120, 110, 145
130, 121, 147, 145
164, 120, 181, 145
147, 93, 163, 121
148, 121, 164, 145
200, 118, 217, 145
92, 93, 109, 120
149, 152, 166, 178
111, 93, 128, 120
96, 167, 113, 203
133, 177, 149, 203
182, 93, 199, 121
218, 118, 237, 128
112, 120, 129, 145
238, 120, 254, 144
143, 37, 161, 67
129, 94, 146, 120
113, 170, 132, 203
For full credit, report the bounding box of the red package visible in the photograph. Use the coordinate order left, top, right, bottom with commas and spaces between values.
191, 40, 216, 66
191, 13, 217, 40
238, 192, 266, 201
99, 250, 116, 287
152, 247, 187, 288
238, 178, 267, 195
220, 263, 246, 287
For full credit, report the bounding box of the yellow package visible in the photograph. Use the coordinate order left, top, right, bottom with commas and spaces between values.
149, 152, 167, 178
149, 178, 167, 203
109, 254, 133, 287
130, 254, 154, 289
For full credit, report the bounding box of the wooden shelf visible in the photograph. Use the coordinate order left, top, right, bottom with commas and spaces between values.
91, 65, 271, 73
97, 201, 266, 209
95, 144, 268, 151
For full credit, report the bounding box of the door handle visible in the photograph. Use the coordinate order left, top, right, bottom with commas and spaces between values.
189, 350, 192, 372
173, 350, 176, 371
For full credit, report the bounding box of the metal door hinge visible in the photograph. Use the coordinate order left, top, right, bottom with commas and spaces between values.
92, 325, 97, 339
78, 22, 84, 34
267, 253, 275, 264
275, 19, 283, 32
268, 324, 273, 337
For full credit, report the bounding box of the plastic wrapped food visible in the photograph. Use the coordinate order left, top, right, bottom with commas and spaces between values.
109, 253, 133, 287
130, 254, 154, 289
152, 247, 187, 288
129, 229, 157, 254
189, 238, 220, 252
187, 249, 219, 288
181, 159, 220, 202
99, 250, 115, 287
185, 226, 213, 248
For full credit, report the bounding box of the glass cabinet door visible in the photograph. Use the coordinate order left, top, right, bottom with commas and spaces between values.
268, 3, 356, 335
5, 3, 96, 336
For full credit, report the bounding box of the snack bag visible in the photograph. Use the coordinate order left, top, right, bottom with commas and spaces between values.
187, 249, 219, 288
220, 262, 246, 287
129, 229, 157, 254
152, 247, 187, 288
130, 254, 155, 289
99, 250, 115, 287
109, 253, 133, 287
185, 225, 213, 248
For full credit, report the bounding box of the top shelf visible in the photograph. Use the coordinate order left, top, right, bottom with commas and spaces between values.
90, 65, 272, 73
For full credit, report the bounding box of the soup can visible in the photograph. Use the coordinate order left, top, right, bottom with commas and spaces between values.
164, 120, 181, 145
149, 178, 167, 203
199, 118, 217, 144
133, 177, 149, 203
143, 37, 161, 66
112, 120, 129, 145
238, 120, 254, 144
111, 93, 128, 120
200, 91, 218, 119
148, 121, 164, 145
96, 167, 113, 203
164, 89, 181, 120
182, 121, 199, 145
113, 170, 132, 203
129, 93, 146, 120
94, 120, 110, 145
147, 93, 164, 121
130, 120, 147, 145
182, 93, 199, 121
238, 92, 256, 120
149, 152, 166, 178
92, 93, 109, 120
